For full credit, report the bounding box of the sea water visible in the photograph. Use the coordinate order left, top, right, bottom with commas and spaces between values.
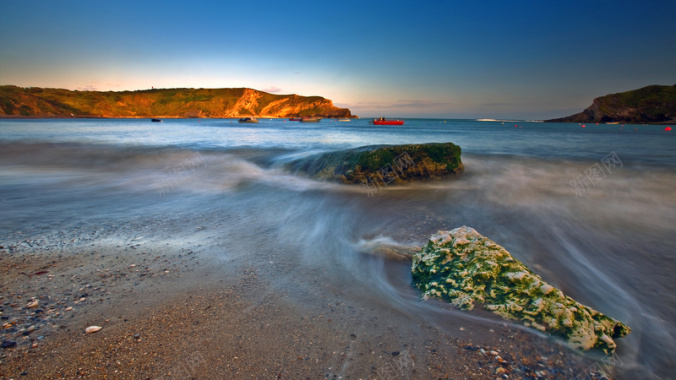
1, 118, 675, 377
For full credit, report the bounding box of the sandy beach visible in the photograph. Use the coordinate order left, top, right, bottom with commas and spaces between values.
2, 220, 605, 380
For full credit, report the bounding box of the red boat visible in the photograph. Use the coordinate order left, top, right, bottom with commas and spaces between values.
371, 117, 404, 125
289, 117, 302, 121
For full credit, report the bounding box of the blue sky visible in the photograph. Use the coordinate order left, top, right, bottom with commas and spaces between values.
1, 0, 674, 119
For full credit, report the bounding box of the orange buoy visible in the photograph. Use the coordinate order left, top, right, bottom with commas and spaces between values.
581, 125, 586, 128
666, 126, 672, 131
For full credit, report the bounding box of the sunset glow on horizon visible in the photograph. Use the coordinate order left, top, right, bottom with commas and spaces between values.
1, 0, 675, 119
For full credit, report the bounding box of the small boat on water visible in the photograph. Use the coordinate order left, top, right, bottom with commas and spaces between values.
151, 118, 163, 122
371, 117, 404, 125
301, 117, 322, 123
338, 118, 351, 122
238, 117, 259, 123
289, 117, 302, 121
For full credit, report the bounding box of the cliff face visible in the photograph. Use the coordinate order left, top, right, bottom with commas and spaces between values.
546, 84, 676, 124
0, 86, 353, 118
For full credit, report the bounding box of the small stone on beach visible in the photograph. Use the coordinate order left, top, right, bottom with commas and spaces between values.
85, 326, 102, 334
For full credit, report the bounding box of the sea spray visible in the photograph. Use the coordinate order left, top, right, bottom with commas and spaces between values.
2, 119, 674, 377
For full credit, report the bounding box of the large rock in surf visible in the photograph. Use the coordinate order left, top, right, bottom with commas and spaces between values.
289, 143, 463, 184
411, 226, 631, 353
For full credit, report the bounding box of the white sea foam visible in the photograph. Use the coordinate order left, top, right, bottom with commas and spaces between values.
2, 119, 675, 378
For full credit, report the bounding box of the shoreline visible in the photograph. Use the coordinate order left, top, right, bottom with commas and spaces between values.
1, 115, 672, 125
0, 116, 361, 120
1, 227, 610, 379
3, 120, 668, 379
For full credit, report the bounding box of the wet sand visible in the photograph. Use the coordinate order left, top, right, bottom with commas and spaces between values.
1, 224, 609, 380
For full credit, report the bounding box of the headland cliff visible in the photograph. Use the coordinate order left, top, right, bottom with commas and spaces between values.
0, 86, 354, 119
546, 84, 676, 124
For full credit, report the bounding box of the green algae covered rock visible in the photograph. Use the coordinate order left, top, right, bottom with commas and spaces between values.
288, 143, 463, 184
411, 226, 631, 353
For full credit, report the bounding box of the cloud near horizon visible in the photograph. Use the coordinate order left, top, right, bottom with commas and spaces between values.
355, 100, 453, 108
263, 86, 282, 93
74, 81, 126, 92
390, 100, 455, 109
76, 85, 99, 91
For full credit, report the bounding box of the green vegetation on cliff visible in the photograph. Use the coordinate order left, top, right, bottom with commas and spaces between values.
547, 84, 676, 124
0, 86, 353, 118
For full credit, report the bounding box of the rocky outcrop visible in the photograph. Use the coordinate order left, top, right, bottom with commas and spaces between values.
547, 84, 676, 124
412, 226, 631, 353
0, 86, 353, 118
288, 143, 463, 184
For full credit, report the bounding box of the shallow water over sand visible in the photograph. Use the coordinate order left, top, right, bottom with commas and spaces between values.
1, 118, 675, 378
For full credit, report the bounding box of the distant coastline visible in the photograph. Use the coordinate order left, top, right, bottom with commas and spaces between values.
0, 85, 354, 119
546, 84, 676, 125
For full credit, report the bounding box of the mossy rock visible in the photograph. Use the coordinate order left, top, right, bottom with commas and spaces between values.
412, 226, 630, 353
289, 143, 463, 184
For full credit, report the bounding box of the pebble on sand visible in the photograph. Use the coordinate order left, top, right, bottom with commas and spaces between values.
85, 326, 102, 334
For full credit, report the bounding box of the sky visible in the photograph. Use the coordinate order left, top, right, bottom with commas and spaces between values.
0, 0, 675, 119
